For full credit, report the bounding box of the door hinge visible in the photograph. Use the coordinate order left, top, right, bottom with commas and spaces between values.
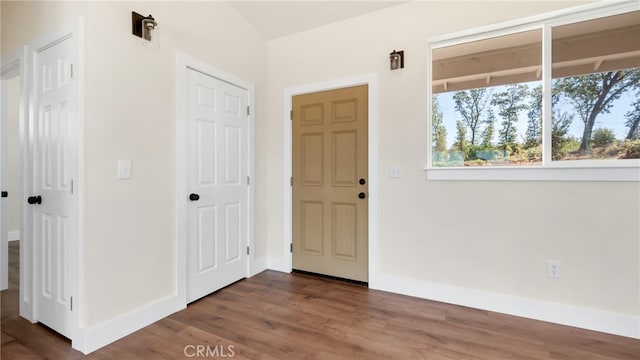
70, 180, 74, 194
1, 191, 7, 198
290, 243, 293, 253
70, 64, 74, 79
247, 176, 250, 185
290, 110, 293, 120
290, 177, 293, 186
70, 296, 73, 311
246, 246, 250, 255
247, 106, 250, 116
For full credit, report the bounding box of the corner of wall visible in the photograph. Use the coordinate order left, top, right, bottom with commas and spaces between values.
73, 293, 184, 354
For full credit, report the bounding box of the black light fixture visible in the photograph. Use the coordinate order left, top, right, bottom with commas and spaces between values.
390, 50, 404, 70
132, 12, 157, 41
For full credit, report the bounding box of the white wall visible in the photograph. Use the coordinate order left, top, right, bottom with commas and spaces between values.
265, 0, 639, 332
82, 1, 267, 328
1, 1, 89, 53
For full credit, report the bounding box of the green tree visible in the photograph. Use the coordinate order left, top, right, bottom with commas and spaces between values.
453, 89, 490, 146
453, 120, 468, 158
481, 109, 496, 148
552, 111, 574, 160
432, 96, 448, 151
525, 85, 542, 148
625, 97, 640, 140
592, 128, 616, 148
554, 69, 640, 151
492, 84, 529, 152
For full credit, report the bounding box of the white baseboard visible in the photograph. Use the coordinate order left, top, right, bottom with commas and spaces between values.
74, 256, 266, 355
250, 257, 268, 277
8, 231, 20, 241
371, 272, 639, 339
70, 266, 638, 354
267, 257, 290, 273
73, 294, 184, 354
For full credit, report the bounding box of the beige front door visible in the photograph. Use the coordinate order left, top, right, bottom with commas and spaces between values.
292, 85, 368, 282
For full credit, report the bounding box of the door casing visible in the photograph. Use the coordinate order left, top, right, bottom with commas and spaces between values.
1, 52, 23, 292
175, 53, 257, 306
283, 74, 379, 286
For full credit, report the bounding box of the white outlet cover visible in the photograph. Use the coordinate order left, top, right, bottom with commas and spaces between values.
547, 260, 561, 278
389, 165, 403, 178
118, 160, 132, 179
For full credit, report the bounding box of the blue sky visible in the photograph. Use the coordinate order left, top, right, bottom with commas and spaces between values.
435, 80, 636, 148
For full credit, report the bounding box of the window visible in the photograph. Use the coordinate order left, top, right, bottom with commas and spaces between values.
428, 3, 640, 179
551, 12, 639, 162
432, 30, 542, 167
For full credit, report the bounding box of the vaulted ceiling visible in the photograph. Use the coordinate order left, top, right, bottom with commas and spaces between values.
229, 1, 407, 40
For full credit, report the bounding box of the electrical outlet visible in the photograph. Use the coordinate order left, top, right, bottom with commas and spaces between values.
389, 165, 403, 178
547, 260, 561, 278
117, 160, 132, 179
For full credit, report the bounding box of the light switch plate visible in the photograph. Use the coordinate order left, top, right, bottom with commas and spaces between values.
118, 160, 132, 179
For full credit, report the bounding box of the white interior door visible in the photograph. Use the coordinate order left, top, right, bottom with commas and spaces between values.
186, 69, 248, 303
31, 35, 76, 338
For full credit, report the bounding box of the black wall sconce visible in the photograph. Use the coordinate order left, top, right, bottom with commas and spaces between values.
390, 50, 404, 70
132, 12, 157, 41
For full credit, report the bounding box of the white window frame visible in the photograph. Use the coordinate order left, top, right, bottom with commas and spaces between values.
426, 0, 640, 181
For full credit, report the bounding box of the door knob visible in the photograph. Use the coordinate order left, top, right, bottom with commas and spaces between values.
189, 193, 200, 201
358, 192, 366, 199
359, 178, 366, 185
27, 195, 42, 205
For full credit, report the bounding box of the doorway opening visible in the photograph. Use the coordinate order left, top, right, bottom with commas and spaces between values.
1, 69, 22, 323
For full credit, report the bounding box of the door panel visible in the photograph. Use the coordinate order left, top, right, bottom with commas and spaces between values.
301, 201, 324, 255
332, 202, 357, 260
301, 133, 323, 186
332, 130, 357, 186
33, 36, 74, 338
196, 121, 216, 185
292, 85, 368, 282
197, 205, 217, 273
187, 69, 248, 303
224, 125, 241, 184
224, 202, 241, 262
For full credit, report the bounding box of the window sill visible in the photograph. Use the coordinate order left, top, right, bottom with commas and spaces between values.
425, 165, 640, 182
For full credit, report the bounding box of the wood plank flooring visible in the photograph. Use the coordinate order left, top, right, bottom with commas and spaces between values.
2, 242, 639, 359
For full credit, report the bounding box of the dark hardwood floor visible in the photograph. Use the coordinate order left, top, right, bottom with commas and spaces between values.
2, 242, 639, 359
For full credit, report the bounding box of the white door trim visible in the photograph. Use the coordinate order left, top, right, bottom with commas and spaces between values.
1, 49, 24, 292
22, 17, 84, 348
282, 74, 379, 286
175, 52, 256, 307
1, 47, 32, 320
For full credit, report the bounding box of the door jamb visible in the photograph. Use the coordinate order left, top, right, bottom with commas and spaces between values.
175, 52, 256, 307
1, 50, 24, 293
283, 74, 379, 286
